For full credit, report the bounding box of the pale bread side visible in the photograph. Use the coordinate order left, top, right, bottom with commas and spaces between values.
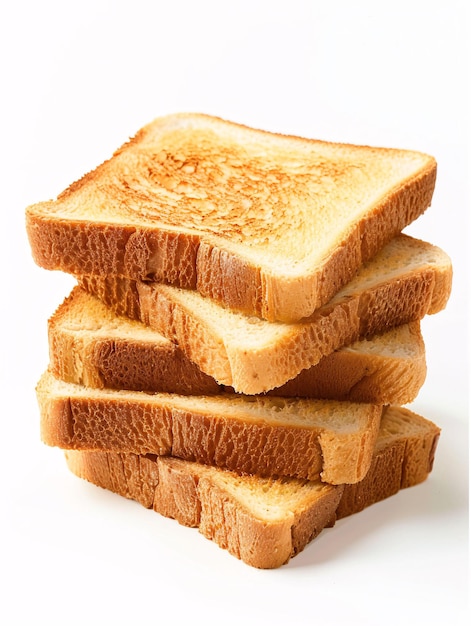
25, 113, 437, 321
64, 406, 440, 568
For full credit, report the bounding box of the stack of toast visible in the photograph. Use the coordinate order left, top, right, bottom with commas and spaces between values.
26, 113, 452, 568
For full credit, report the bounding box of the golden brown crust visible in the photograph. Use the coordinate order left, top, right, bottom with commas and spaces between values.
169, 407, 326, 480
152, 457, 202, 526
383, 406, 441, 488
25, 113, 437, 322
335, 440, 406, 519
65, 449, 161, 509
427, 263, 455, 314
26, 217, 201, 289
356, 270, 435, 336
37, 370, 382, 483
196, 476, 341, 568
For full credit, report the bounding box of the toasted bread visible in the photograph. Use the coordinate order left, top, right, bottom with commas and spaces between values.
37, 369, 382, 484
25, 113, 437, 322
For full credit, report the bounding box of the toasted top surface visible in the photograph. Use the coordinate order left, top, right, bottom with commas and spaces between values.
377, 405, 440, 441
341, 322, 423, 359
27, 113, 435, 276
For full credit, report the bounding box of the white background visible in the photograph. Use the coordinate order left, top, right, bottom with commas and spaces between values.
1, 1, 469, 624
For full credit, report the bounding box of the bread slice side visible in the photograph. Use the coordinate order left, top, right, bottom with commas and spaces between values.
80, 234, 451, 394
25, 113, 437, 321
63, 406, 440, 568
37, 369, 382, 484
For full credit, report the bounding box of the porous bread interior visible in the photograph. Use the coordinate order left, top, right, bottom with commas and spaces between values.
342, 322, 422, 358
39, 371, 379, 433
376, 405, 439, 441
31, 113, 434, 275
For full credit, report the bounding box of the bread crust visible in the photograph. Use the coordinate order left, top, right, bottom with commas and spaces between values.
25, 113, 437, 322
336, 407, 441, 517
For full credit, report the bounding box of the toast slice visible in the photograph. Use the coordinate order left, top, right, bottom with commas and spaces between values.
80, 234, 452, 394
49, 286, 427, 404
25, 113, 437, 322
37, 369, 382, 484
64, 406, 440, 568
